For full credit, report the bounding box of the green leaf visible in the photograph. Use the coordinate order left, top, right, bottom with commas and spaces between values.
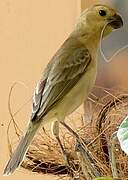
117, 116, 128, 155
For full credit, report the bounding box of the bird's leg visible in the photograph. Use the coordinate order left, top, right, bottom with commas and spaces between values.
60, 121, 79, 140
52, 121, 70, 165
60, 121, 101, 177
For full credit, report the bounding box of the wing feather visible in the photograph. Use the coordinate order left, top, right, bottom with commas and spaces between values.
31, 37, 91, 121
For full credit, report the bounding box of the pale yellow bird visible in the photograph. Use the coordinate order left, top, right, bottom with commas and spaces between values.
4, 4, 123, 175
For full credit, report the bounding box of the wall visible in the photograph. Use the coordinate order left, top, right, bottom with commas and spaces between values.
0, 1, 80, 180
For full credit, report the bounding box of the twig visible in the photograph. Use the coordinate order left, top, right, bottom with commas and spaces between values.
75, 140, 102, 179
108, 132, 119, 178
7, 81, 30, 155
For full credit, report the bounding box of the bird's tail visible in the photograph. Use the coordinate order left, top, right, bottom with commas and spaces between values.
3, 121, 40, 176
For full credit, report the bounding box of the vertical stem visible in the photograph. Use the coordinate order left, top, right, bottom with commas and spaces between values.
108, 132, 119, 178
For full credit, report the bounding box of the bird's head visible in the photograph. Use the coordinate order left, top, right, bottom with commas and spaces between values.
77, 4, 123, 38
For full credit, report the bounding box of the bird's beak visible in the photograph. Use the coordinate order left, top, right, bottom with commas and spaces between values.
108, 14, 123, 29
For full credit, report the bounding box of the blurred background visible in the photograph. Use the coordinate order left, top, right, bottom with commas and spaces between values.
83, 0, 128, 91
97, 0, 128, 92
0, 1, 128, 180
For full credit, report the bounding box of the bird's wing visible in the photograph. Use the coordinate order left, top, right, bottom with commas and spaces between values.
31, 37, 91, 121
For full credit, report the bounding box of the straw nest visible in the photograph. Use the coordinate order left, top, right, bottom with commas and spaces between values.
7, 90, 128, 179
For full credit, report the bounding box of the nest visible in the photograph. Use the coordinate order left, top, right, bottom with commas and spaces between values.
7, 91, 128, 179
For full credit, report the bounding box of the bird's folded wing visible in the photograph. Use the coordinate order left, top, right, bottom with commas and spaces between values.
31, 37, 91, 121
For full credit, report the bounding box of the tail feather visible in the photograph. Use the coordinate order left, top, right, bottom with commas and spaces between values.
3, 122, 40, 176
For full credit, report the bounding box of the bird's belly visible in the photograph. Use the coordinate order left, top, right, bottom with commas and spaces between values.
55, 65, 97, 118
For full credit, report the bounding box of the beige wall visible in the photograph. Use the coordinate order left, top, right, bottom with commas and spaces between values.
0, 1, 81, 180
81, 0, 99, 11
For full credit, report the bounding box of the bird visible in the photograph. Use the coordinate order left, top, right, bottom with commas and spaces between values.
3, 4, 123, 176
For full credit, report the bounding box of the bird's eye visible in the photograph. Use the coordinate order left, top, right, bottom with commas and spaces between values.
99, 10, 107, 17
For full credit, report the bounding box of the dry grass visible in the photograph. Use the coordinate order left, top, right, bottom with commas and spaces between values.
7, 90, 128, 179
